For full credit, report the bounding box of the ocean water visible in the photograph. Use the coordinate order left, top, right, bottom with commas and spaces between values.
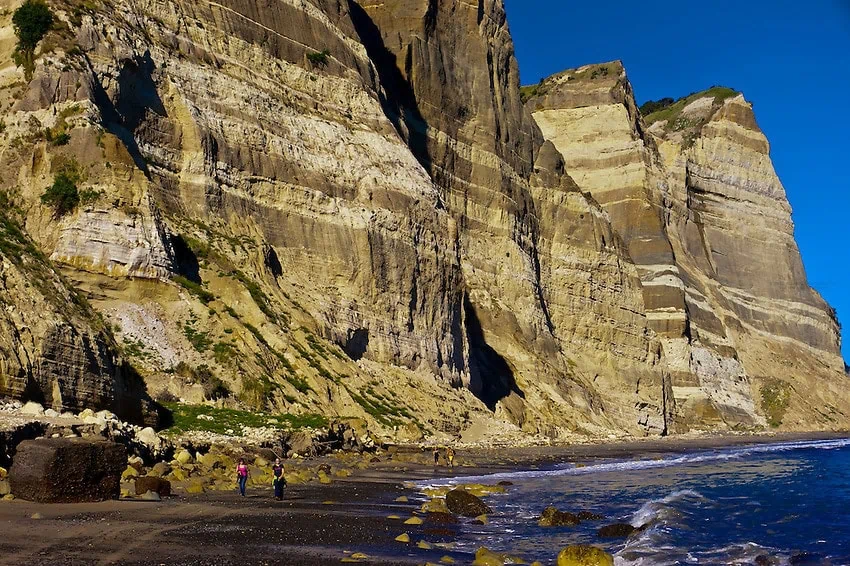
419, 439, 850, 565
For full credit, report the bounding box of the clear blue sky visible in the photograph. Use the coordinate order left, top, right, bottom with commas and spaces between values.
504, 0, 850, 362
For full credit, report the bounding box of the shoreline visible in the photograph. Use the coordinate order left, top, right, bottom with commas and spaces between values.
0, 431, 847, 565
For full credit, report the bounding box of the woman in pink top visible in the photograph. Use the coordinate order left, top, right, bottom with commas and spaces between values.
236, 458, 250, 497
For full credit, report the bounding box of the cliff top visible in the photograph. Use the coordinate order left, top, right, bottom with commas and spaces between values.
640, 86, 739, 128
520, 60, 625, 104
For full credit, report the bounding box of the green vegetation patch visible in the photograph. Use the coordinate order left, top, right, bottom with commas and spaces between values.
40, 160, 101, 217
346, 385, 412, 427
162, 402, 328, 436
12, 0, 53, 78
173, 275, 215, 304
760, 378, 792, 428
641, 86, 739, 128
307, 49, 330, 67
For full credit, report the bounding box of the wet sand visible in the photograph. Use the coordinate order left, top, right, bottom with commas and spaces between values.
0, 431, 846, 565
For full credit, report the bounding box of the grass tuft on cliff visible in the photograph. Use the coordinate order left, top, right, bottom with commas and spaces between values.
641, 86, 739, 128
759, 378, 792, 428
162, 402, 328, 436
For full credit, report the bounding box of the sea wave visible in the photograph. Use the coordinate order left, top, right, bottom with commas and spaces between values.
417, 438, 850, 487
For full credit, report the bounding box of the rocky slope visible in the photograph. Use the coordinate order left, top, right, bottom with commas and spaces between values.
0, 0, 844, 441
0, 203, 156, 424
525, 61, 849, 431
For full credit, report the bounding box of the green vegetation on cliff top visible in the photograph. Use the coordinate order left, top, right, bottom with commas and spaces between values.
162, 402, 328, 436
640, 86, 739, 127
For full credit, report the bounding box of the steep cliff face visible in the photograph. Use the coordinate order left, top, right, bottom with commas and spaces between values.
354, 0, 666, 435
526, 62, 849, 431
0, 0, 843, 440
0, 206, 156, 424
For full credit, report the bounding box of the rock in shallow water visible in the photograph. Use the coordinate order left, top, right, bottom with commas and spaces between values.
597, 523, 642, 538
445, 488, 491, 517
9, 438, 126, 503
557, 545, 615, 566
539, 506, 581, 527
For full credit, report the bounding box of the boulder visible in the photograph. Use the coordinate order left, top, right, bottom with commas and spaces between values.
175, 449, 193, 465
149, 462, 171, 477
597, 523, 639, 538
140, 490, 161, 501
9, 438, 126, 503
539, 506, 581, 527
135, 476, 171, 497
121, 466, 140, 481
20, 402, 45, 416
445, 488, 491, 517
557, 545, 615, 566
473, 547, 505, 566
287, 431, 316, 456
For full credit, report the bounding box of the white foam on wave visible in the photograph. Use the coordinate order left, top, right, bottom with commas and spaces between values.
416, 438, 850, 487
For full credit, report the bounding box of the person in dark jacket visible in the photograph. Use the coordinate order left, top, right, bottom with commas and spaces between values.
272, 458, 286, 501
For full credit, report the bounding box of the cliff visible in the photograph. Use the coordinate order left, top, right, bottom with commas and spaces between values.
526, 61, 849, 431
0, 0, 844, 440
0, 202, 157, 424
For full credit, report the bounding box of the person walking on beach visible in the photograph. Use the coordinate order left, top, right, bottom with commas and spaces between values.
237, 458, 250, 497
433, 447, 440, 466
446, 447, 455, 469
272, 457, 286, 501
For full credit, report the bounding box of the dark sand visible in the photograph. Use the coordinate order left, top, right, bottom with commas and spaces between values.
0, 431, 846, 565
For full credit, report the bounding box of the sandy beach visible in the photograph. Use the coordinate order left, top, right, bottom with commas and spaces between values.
0, 431, 847, 566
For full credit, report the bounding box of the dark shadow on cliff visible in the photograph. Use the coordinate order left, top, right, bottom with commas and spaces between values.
90, 50, 167, 178
464, 296, 524, 410
169, 234, 201, 283
348, 1, 433, 180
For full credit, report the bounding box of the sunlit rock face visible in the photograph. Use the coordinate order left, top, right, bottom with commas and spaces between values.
0, 0, 844, 439
527, 61, 849, 431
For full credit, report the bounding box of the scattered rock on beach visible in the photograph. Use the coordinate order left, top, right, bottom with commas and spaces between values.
140, 490, 161, 501
446, 488, 491, 517
404, 516, 424, 525
557, 545, 615, 566
539, 506, 581, 527
597, 523, 640, 538
754, 555, 778, 566
473, 547, 506, 566
395, 533, 411, 543
135, 476, 171, 497
9, 438, 126, 503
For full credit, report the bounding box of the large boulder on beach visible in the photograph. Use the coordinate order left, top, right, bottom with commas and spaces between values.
135, 476, 171, 497
597, 523, 639, 538
557, 545, 614, 566
446, 488, 491, 517
539, 506, 581, 526
9, 438, 126, 503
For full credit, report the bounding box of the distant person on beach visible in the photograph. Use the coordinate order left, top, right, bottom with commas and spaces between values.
446, 447, 455, 468
237, 458, 250, 497
433, 447, 440, 465
272, 457, 286, 501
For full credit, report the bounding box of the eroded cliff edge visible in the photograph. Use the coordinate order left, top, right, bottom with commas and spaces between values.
0, 0, 844, 441
525, 61, 848, 431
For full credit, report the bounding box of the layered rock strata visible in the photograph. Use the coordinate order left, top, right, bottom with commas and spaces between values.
526, 62, 849, 430
0, 0, 844, 440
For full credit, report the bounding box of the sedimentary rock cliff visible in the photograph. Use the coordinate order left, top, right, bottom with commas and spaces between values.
526, 62, 849, 431
0, 0, 844, 440
0, 205, 156, 424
